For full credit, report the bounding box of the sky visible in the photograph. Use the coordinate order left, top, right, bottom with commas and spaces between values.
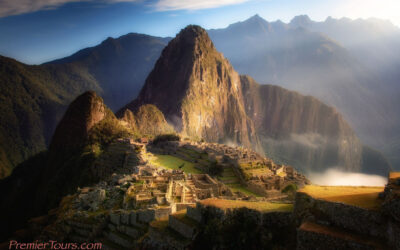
0, 0, 399, 64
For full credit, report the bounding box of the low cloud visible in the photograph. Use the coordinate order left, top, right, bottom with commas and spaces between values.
308, 168, 386, 186
151, 0, 251, 11
0, 0, 139, 18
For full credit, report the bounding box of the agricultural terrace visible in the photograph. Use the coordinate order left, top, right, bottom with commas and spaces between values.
200, 198, 293, 212
149, 154, 202, 174
299, 185, 384, 210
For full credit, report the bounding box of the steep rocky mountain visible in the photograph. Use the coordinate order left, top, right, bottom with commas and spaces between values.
119, 25, 390, 174
0, 34, 168, 178
0, 91, 131, 240
208, 15, 398, 169
119, 25, 261, 151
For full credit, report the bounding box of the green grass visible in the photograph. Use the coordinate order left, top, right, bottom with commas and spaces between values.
227, 183, 262, 197
150, 154, 202, 174
200, 198, 293, 213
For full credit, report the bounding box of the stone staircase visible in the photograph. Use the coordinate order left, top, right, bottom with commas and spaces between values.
182, 187, 195, 204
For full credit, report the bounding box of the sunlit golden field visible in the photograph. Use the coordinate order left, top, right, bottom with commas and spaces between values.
299, 185, 384, 210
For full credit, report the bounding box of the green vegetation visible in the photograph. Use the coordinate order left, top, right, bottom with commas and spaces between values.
150, 154, 201, 174
0, 56, 100, 178
200, 198, 293, 212
152, 133, 181, 145
282, 183, 298, 193
88, 108, 134, 149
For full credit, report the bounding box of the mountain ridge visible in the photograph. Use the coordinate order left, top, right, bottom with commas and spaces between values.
118, 25, 388, 174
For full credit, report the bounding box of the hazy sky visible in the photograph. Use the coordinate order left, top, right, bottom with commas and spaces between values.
0, 0, 399, 64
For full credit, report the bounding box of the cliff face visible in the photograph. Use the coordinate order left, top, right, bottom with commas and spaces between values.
241, 75, 363, 172
120, 26, 260, 151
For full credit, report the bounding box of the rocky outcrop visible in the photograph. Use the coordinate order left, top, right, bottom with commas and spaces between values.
119, 25, 261, 151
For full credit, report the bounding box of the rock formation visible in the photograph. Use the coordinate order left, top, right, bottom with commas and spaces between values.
119, 25, 261, 152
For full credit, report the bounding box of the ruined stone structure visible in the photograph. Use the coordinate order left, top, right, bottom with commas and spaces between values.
149, 140, 309, 198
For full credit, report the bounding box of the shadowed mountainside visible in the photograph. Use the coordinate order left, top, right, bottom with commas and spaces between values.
0, 55, 100, 178
0, 91, 132, 240
0, 34, 168, 178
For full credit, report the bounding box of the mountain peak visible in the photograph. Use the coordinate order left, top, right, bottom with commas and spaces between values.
244, 14, 269, 26
49, 91, 107, 151
178, 25, 208, 37
172, 25, 215, 53
119, 25, 260, 150
249, 14, 262, 20
290, 15, 312, 27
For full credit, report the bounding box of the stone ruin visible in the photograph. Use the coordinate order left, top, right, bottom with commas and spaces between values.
148, 140, 309, 198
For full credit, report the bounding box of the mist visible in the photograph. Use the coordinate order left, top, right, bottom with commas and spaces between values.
308, 168, 386, 186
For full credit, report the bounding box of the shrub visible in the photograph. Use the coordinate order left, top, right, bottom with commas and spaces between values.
282, 183, 298, 193
152, 133, 180, 145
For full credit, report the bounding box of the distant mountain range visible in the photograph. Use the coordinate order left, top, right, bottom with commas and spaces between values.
0, 15, 399, 178
209, 14, 400, 170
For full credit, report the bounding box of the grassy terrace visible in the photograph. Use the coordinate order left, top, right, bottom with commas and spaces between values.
226, 183, 262, 197
389, 172, 400, 181
299, 185, 384, 210
149, 154, 202, 174
200, 198, 293, 212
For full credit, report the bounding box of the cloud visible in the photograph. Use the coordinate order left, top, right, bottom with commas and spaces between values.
153, 0, 250, 11
308, 168, 387, 186
0, 0, 253, 17
0, 0, 139, 18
